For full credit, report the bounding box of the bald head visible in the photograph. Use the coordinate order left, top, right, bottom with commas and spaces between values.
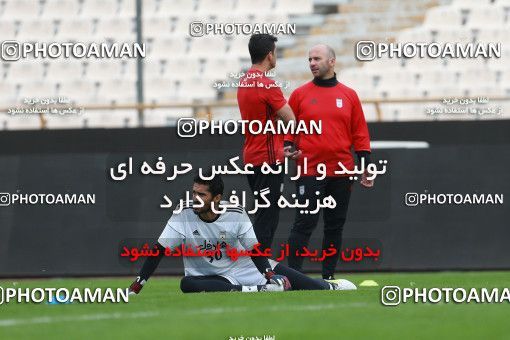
308, 44, 336, 79
310, 44, 336, 59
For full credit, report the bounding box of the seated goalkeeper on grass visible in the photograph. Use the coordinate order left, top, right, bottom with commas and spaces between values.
128, 173, 356, 294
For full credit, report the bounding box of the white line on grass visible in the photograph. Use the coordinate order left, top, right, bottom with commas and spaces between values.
0, 311, 159, 327
184, 303, 368, 315
0, 302, 367, 327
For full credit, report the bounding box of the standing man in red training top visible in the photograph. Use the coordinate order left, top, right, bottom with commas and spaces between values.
285, 44, 374, 280
237, 34, 299, 252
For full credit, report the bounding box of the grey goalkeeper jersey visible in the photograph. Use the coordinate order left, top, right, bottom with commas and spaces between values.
158, 201, 262, 278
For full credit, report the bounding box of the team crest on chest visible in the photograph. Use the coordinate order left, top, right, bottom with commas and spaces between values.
219, 231, 226, 241
336, 98, 343, 108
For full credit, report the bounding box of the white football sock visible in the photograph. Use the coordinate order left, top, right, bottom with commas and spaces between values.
241, 285, 260, 293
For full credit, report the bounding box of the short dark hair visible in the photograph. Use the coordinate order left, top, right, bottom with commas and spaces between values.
248, 34, 278, 64
193, 171, 224, 197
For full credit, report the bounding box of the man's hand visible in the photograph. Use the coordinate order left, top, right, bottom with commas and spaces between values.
360, 170, 374, 188
284, 146, 302, 160
128, 276, 146, 295
265, 271, 292, 291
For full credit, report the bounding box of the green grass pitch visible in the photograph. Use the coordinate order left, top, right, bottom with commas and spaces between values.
1, 271, 509, 339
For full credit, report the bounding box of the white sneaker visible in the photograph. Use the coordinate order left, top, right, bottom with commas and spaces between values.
326, 278, 357, 291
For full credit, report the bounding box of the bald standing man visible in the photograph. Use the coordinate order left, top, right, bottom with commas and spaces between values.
284, 44, 374, 279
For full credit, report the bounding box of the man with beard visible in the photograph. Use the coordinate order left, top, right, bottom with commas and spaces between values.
127, 173, 356, 294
